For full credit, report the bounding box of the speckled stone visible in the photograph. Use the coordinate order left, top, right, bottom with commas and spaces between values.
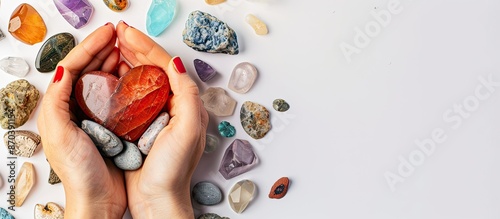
0, 57, 30, 78
192, 181, 223, 206
0, 79, 40, 129
114, 141, 143, 170
240, 101, 271, 139
273, 99, 290, 112
0, 207, 14, 219
183, 10, 239, 55
3, 130, 41, 158
219, 139, 257, 179
48, 167, 61, 185
34, 202, 64, 219
218, 121, 235, 138
194, 59, 217, 82
197, 213, 229, 219
268, 177, 289, 199
200, 87, 237, 117
103, 0, 128, 12
81, 120, 123, 157
205, 134, 219, 153
138, 112, 169, 155
35, 32, 76, 72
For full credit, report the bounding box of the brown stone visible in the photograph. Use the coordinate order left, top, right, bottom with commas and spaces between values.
268, 177, 289, 199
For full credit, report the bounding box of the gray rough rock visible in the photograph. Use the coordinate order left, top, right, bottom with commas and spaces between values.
81, 120, 123, 157
0, 79, 40, 129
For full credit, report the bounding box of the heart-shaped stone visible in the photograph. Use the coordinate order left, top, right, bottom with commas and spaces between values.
75, 65, 170, 142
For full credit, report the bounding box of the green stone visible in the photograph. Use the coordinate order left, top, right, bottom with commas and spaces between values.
35, 32, 76, 72
218, 121, 235, 138
273, 99, 290, 112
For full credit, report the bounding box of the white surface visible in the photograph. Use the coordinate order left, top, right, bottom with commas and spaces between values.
1, 0, 500, 218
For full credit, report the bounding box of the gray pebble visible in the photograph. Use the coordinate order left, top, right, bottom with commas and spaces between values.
114, 141, 143, 170
138, 112, 169, 155
192, 181, 223, 206
81, 120, 123, 157
273, 98, 290, 112
197, 213, 229, 219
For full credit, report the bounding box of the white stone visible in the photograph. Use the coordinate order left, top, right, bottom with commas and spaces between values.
0, 57, 30, 77
228, 179, 256, 214
228, 62, 258, 94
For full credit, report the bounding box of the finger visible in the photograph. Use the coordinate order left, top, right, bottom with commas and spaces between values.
101, 47, 120, 73
117, 61, 131, 77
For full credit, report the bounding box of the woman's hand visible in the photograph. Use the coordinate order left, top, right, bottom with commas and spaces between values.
37, 23, 127, 218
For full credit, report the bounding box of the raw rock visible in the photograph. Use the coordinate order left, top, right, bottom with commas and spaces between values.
194, 59, 217, 82
183, 10, 239, 55
81, 120, 123, 157
192, 181, 223, 205
268, 177, 290, 199
0, 207, 14, 219
219, 139, 257, 179
114, 141, 143, 170
15, 162, 35, 207
228, 179, 256, 213
200, 87, 236, 117
53, 0, 94, 29
147, 0, 176, 36
218, 121, 235, 138
273, 99, 290, 112
246, 14, 268, 35
8, 3, 47, 45
205, 134, 219, 153
138, 112, 169, 155
0, 79, 40, 129
197, 213, 229, 219
34, 202, 64, 219
35, 32, 76, 72
0, 57, 30, 78
240, 101, 271, 139
228, 62, 258, 94
103, 0, 128, 12
48, 167, 61, 185
3, 130, 41, 158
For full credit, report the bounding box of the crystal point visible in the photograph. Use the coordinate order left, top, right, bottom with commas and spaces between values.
228, 180, 256, 213
147, 0, 176, 37
8, 3, 47, 45
228, 62, 258, 94
0, 57, 30, 77
54, 0, 94, 29
219, 139, 258, 179
194, 59, 217, 82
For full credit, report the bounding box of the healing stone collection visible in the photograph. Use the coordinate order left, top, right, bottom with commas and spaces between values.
218, 121, 236, 138
9, 3, 47, 45
114, 141, 143, 170
0, 208, 14, 219
273, 98, 290, 112
35, 32, 76, 72
240, 101, 271, 139
53, 0, 94, 29
194, 59, 217, 82
246, 14, 268, 35
228, 62, 258, 94
269, 177, 289, 199
183, 10, 239, 55
219, 139, 257, 179
103, 0, 128, 12
3, 130, 41, 158
34, 202, 65, 219
197, 213, 229, 219
147, 0, 176, 37
16, 162, 35, 207
138, 112, 169, 155
0, 79, 40, 129
228, 179, 256, 214
0, 57, 30, 77
81, 120, 123, 157
201, 87, 237, 117
192, 181, 223, 206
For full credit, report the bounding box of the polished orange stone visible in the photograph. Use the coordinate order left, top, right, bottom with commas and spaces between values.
8, 3, 47, 45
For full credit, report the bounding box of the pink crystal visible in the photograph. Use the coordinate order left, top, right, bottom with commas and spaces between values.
219, 139, 258, 180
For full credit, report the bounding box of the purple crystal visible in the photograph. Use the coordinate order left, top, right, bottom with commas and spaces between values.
219, 139, 258, 180
194, 59, 217, 82
54, 0, 94, 29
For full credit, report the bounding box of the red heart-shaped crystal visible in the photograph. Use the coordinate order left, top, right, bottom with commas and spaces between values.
75, 65, 170, 142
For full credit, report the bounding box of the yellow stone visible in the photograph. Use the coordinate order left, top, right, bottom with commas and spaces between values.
205, 0, 226, 5
15, 162, 35, 207
8, 3, 47, 45
246, 14, 268, 35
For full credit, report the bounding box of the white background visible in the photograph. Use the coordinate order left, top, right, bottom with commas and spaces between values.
1, 0, 500, 218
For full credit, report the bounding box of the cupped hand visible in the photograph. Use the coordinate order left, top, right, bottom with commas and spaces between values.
37, 23, 127, 218
115, 21, 209, 218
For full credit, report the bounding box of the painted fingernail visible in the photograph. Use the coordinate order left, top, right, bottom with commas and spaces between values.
53, 66, 64, 83
173, 57, 186, 74
104, 22, 111, 26
121, 20, 129, 27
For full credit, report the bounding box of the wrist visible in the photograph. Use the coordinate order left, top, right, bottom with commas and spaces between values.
65, 190, 125, 218
129, 189, 194, 219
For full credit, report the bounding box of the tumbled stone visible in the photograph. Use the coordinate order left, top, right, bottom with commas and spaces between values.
0, 208, 14, 219
183, 10, 239, 55
103, 0, 128, 12
4, 130, 41, 158
246, 14, 268, 35
269, 177, 289, 199
0, 79, 40, 129
8, 3, 47, 45
34, 202, 64, 219
240, 101, 271, 139
228, 179, 256, 214
15, 162, 35, 207
54, 0, 94, 29
81, 120, 123, 157
218, 121, 235, 138
228, 62, 258, 94
205, 0, 226, 5
273, 99, 290, 112
0, 29, 5, 41
194, 59, 217, 82
197, 213, 229, 219
0, 57, 30, 77
200, 87, 236, 117
35, 32, 76, 73
138, 112, 169, 155
75, 65, 170, 142
48, 167, 61, 185
205, 134, 219, 153
114, 141, 143, 170
192, 181, 223, 206
147, 0, 176, 36
219, 139, 257, 179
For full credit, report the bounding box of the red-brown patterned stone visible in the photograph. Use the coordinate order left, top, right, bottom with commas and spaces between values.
268, 177, 289, 199
75, 65, 170, 142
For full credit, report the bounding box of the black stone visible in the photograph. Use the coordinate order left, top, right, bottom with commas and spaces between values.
274, 184, 285, 195
35, 32, 76, 72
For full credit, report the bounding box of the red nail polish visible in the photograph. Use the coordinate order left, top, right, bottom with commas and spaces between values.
121, 20, 129, 27
104, 22, 111, 26
173, 57, 186, 74
53, 66, 64, 83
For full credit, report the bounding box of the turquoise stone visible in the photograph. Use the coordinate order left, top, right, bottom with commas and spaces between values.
218, 121, 235, 138
0, 207, 14, 219
146, 0, 176, 37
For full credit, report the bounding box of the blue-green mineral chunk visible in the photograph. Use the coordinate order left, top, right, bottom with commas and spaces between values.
147, 0, 177, 37
218, 121, 236, 138
0, 207, 14, 219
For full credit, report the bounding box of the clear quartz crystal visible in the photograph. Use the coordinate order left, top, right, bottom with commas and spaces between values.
0, 57, 30, 77
229, 180, 256, 214
228, 62, 258, 94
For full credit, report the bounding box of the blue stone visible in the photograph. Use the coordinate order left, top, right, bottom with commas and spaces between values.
146, 0, 176, 37
0, 207, 14, 219
218, 121, 236, 138
183, 10, 239, 55
192, 181, 223, 206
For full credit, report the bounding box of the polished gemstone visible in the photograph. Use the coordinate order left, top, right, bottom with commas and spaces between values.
205, 134, 219, 153
197, 213, 229, 219
219, 139, 257, 179
246, 14, 268, 35
15, 162, 35, 207
53, 0, 94, 29
36, 32, 76, 72
75, 65, 170, 142
200, 87, 236, 117
81, 120, 123, 157
147, 0, 176, 36
0, 79, 40, 129
205, 0, 226, 5
228, 179, 256, 213
35, 202, 64, 219
0, 208, 14, 219
192, 181, 223, 206
273, 98, 290, 112
269, 177, 289, 199
0, 29, 5, 41
218, 121, 236, 138
240, 101, 271, 139
194, 59, 217, 82
183, 10, 239, 55
103, 0, 128, 12
138, 112, 169, 155
0, 57, 30, 77
114, 141, 143, 170
228, 62, 258, 94
8, 3, 47, 45
3, 130, 41, 158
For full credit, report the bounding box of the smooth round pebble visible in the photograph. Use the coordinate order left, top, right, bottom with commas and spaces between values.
81, 120, 123, 157
114, 141, 143, 170
273, 98, 290, 112
205, 134, 219, 153
138, 112, 170, 155
192, 181, 223, 206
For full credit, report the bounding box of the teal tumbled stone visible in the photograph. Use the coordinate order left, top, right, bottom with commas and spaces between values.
146, 0, 176, 37
218, 121, 236, 138
0, 207, 14, 219
35, 32, 76, 72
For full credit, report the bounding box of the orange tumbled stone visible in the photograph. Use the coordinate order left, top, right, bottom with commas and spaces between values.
8, 3, 47, 45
